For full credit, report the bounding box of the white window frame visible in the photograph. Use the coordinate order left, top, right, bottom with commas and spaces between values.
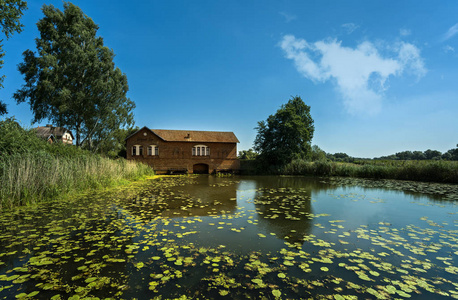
132, 145, 143, 156
193, 145, 210, 156
148, 145, 158, 156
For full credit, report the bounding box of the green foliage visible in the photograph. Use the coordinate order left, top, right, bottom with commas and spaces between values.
0, 100, 6, 116
327, 146, 458, 162
0, 152, 154, 209
280, 159, 458, 183
310, 145, 326, 161
0, 0, 27, 38
91, 126, 139, 158
254, 96, 314, 168
326, 152, 355, 162
0, 0, 27, 115
14, 2, 135, 146
376, 145, 458, 161
0, 117, 45, 154
238, 148, 258, 160
0, 118, 154, 209
443, 144, 458, 161
0, 117, 91, 157
424, 149, 442, 160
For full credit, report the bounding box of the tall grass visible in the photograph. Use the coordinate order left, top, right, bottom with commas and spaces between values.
0, 117, 155, 210
0, 151, 154, 210
280, 159, 458, 183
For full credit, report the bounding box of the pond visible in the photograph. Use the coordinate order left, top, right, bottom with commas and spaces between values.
0, 176, 457, 299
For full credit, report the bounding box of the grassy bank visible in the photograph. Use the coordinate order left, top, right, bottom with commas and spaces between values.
0, 152, 154, 210
0, 117, 154, 210
280, 159, 458, 183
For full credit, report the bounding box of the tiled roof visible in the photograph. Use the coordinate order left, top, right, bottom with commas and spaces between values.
34, 126, 74, 139
151, 129, 239, 143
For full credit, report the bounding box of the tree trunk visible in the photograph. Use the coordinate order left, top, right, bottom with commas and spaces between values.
76, 122, 81, 147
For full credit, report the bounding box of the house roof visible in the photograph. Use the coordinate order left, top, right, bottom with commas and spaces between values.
127, 127, 239, 143
35, 125, 74, 140
153, 129, 239, 143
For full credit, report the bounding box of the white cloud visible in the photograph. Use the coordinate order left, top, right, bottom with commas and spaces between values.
280, 35, 427, 115
279, 12, 297, 23
443, 45, 455, 53
341, 23, 359, 34
397, 42, 427, 79
443, 23, 458, 41
400, 28, 411, 36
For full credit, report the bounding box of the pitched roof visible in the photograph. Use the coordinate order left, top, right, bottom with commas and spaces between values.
126, 127, 239, 143
152, 129, 239, 143
34, 125, 74, 140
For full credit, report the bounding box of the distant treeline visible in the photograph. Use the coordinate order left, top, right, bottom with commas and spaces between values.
0, 118, 153, 210
240, 145, 458, 163
325, 147, 458, 162
374, 147, 458, 161
239, 144, 458, 184
281, 159, 458, 184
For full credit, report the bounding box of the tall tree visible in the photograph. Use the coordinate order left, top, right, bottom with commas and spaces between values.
0, 0, 27, 115
424, 149, 441, 160
254, 96, 314, 167
238, 148, 258, 160
310, 145, 326, 161
94, 126, 139, 158
14, 2, 134, 146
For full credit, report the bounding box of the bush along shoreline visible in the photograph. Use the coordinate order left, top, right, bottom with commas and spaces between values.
240, 158, 458, 184
280, 159, 458, 184
0, 118, 154, 210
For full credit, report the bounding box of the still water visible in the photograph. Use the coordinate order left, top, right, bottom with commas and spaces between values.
0, 176, 457, 299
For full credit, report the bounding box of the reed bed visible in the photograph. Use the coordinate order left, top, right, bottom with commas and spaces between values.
0, 152, 154, 210
280, 159, 458, 183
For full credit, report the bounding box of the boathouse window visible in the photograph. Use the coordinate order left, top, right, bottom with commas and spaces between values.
148, 145, 158, 156
132, 145, 143, 156
192, 145, 210, 156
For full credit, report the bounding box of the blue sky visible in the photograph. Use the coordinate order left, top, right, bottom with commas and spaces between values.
1, 0, 457, 158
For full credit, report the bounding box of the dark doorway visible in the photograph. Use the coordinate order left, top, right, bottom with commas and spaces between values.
193, 163, 209, 174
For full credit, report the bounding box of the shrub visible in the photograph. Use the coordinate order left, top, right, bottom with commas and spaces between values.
313, 160, 333, 176
0, 117, 154, 210
277, 159, 458, 183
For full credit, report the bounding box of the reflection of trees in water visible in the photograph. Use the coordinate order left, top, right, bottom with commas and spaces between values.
248, 176, 330, 244
120, 176, 335, 244
121, 176, 238, 220
246, 176, 333, 191
324, 177, 457, 202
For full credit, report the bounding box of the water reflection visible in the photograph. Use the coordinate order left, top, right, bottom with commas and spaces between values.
120, 176, 239, 220
238, 176, 314, 244
1, 175, 456, 300
324, 177, 458, 202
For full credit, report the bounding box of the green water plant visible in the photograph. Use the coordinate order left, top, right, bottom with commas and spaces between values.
0, 176, 456, 299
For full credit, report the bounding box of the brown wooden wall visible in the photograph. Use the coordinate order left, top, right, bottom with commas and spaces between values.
126, 127, 240, 174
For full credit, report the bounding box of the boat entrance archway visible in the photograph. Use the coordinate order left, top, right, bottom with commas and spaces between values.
193, 163, 209, 174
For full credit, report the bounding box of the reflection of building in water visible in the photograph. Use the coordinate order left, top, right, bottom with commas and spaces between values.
122, 176, 239, 220
248, 176, 319, 244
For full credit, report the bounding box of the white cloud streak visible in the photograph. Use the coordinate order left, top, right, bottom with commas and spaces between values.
341, 23, 359, 34
280, 35, 426, 115
279, 12, 297, 23
399, 28, 411, 36
443, 23, 458, 41
443, 45, 455, 53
